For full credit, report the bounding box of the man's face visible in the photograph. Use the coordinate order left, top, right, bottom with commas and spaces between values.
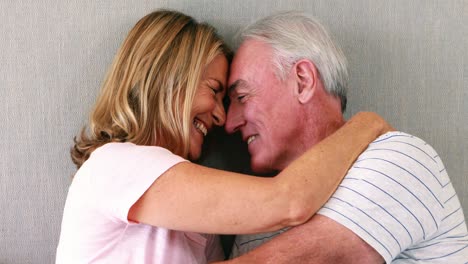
225, 40, 302, 173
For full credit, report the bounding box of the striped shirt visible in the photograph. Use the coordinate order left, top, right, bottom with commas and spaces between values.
231, 132, 468, 263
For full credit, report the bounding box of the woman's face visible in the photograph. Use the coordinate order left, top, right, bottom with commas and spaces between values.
188, 55, 228, 160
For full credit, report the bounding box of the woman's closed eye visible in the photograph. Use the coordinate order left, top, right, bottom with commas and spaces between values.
209, 86, 220, 95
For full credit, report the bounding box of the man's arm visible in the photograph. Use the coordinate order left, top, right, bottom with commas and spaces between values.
220, 215, 384, 264
216, 132, 447, 264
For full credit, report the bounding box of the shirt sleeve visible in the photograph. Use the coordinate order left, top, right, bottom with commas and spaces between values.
317, 132, 445, 263
81, 142, 187, 223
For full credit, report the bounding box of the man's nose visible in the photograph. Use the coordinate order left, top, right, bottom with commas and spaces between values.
212, 102, 226, 127
225, 105, 245, 134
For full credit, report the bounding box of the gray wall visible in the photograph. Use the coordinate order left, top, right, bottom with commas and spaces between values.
0, 0, 466, 263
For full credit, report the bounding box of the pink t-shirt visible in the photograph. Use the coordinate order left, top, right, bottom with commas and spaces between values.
56, 143, 224, 263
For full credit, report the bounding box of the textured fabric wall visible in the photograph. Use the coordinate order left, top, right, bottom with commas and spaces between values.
0, 0, 466, 263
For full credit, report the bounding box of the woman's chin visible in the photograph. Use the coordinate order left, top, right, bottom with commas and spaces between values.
188, 131, 204, 160
188, 146, 202, 161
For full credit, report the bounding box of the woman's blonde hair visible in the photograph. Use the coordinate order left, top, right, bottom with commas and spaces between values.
72, 10, 231, 168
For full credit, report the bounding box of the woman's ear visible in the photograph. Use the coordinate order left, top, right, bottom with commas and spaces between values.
294, 59, 318, 104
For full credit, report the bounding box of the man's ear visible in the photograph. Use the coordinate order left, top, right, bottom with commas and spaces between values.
294, 59, 318, 104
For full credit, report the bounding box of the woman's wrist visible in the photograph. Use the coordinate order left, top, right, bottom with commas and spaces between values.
351, 112, 393, 136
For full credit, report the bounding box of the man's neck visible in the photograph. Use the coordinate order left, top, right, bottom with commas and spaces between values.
278, 96, 345, 171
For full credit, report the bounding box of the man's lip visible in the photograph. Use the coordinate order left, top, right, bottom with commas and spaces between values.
244, 134, 258, 143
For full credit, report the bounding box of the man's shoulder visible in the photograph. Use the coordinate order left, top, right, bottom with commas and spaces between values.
363, 131, 440, 168
369, 131, 432, 149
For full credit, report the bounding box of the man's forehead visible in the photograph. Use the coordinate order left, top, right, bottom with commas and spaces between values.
238, 39, 265, 55
230, 39, 265, 69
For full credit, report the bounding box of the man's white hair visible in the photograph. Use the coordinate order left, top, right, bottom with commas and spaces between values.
238, 11, 348, 112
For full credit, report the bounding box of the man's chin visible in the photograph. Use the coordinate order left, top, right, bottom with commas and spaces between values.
250, 160, 276, 176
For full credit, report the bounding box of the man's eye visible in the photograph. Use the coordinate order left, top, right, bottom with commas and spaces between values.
237, 95, 246, 102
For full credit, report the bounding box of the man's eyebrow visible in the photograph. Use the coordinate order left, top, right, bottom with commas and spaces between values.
228, 80, 247, 96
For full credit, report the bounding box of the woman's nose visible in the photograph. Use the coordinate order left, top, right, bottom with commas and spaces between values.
212, 102, 226, 126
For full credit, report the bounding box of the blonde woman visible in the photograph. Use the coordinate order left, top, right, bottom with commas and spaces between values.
56, 10, 391, 263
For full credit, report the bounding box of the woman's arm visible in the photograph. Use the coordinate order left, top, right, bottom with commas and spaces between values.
128, 112, 392, 234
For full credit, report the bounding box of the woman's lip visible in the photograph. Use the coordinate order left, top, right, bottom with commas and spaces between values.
193, 118, 208, 136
